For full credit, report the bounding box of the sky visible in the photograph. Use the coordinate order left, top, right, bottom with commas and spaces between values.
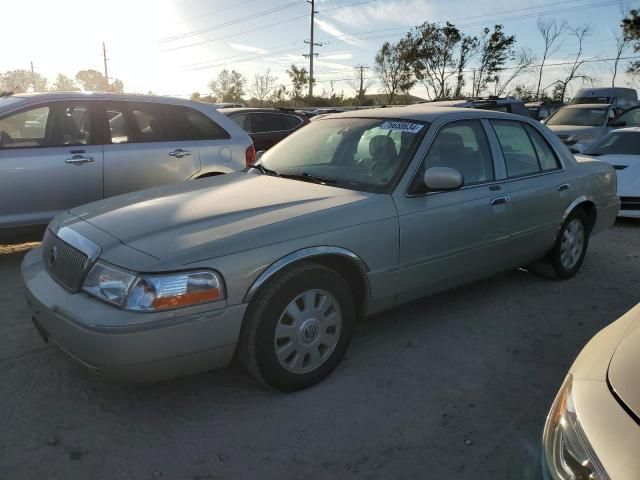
1, 0, 637, 99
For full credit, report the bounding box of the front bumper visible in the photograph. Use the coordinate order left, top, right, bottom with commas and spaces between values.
22, 247, 247, 382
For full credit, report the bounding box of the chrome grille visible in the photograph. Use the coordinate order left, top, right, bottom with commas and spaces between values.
42, 229, 90, 291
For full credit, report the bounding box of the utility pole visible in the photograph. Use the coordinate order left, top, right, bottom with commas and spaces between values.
30, 61, 35, 92
355, 65, 369, 105
303, 0, 322, 99
102, 42, 110, 85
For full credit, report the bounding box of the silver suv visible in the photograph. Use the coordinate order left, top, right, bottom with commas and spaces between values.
0, 92, 253, 229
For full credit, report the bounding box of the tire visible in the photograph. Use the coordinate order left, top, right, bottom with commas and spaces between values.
237, 262, 356, 392
549, 209, 590, 279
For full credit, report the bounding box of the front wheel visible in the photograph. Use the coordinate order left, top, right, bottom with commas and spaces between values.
237, 262, 356, 392
549, 209, 590, 279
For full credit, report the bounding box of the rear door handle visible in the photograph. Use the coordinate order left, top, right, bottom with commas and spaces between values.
490, 195, 510, 206
65, 155, 95, 165
557, 183, 570, 191
169, 149, 191, 158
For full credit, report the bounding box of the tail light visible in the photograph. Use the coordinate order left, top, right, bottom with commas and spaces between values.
245, 144, 256, 166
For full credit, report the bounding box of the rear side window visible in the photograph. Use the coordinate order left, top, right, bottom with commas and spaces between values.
524, 125, 561, 171
164, 105, 230, 141
129, 103, 169, 142
490, 120, 541, 177
250, 112, 286, 133
282, 114, 304, 130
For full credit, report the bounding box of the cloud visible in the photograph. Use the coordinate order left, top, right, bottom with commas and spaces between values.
330, 0, 433, 27
314, 18, 362, 46
321, 52, 353, 61
228, 43, 268, 54
314, 59, 353, 71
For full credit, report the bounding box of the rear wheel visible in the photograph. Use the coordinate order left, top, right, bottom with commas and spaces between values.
238, 262, 355, 392
549, 209, 589, 279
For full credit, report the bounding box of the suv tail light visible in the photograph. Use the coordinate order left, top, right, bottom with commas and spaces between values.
245, 144, 256, 166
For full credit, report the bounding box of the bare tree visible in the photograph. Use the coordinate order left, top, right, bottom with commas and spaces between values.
494, 48, 537, 96
535, 18, 566, 100
556, 25, 593, 101
611, 29, 631, 86
349, 67, 375, 105
249, 69, 277, 106
454, 35, 480, 97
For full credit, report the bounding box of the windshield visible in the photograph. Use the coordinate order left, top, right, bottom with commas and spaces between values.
546, 107, 607, 126
614, 107, 640, 127
585, 132, 640, 156
258, 117, 428, 192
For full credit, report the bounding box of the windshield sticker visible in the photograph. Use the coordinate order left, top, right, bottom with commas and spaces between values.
379, 121, 424, 134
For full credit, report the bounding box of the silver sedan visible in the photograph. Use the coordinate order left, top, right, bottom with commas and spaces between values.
22, 106, 620, 391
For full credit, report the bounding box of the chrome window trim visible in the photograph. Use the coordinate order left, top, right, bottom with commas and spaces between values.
244, 246, 369, 303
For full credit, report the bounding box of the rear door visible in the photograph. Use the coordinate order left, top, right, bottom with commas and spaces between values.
98, 101, 201, 197
487, 119, 572, 264
0, 101, 103, 228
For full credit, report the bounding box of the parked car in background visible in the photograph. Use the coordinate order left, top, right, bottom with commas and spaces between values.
577, 128, 640, 218
0, 92, 253, 230
212, 102, 245, 109
542, 303, 640, 480
22, 106, 618, 391
428, 97, 531, 117
544, 104, 623, 151
222, 108, 309, 151
609, 105, 640, 129
570, 87, 638, 109
525, 101, 564, 121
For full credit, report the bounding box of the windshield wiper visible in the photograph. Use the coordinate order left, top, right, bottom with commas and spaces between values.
279, 172, 338, 185
248, 163, 279, 176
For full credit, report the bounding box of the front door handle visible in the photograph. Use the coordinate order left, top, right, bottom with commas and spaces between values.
557, 183, 570, 191
490, 195, 510, 206
65, 155, 95, 165
169, 149, 191, 158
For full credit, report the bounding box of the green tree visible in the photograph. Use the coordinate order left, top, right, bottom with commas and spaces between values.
411, 22, 462, 99
471, 25, 516, 97
0, 69, 48, 93
454, 35, 480, 97
374, 36, 415, 104
623, 9, 640, 74
75, 69, 124, 92
286, 65, 313, 105
52, 73, 79, 91
190, 92, 201, 101
208, 69, 246, 102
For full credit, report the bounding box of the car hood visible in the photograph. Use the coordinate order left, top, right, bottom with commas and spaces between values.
589, 154, 640, 196
608, 308, 640, 419
69, 172, 374, 261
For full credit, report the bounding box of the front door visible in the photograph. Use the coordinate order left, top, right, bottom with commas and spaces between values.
0, 101, 103, 228
393, 119, 510, 304
97, 101, 201, 197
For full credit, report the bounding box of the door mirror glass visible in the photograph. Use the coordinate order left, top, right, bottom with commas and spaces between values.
424, 167, 463, 191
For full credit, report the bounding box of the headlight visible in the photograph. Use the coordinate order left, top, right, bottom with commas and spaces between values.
542, 374, 609, 480
82, 262, 225, 311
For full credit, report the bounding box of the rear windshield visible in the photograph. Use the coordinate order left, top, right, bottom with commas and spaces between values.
546, 108, 607, 127
571, 97, 610, 105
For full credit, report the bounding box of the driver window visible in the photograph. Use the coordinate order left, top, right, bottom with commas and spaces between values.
416, 120, 494, 191
0, 106, 50, 148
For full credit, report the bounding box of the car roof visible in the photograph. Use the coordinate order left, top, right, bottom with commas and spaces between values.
220, 108, 300, 114
319, 105, 526, 122
9, 91, 195, 106
563, 103, 612, 109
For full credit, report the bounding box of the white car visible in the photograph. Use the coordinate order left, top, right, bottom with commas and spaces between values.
0, 92, 254, 230
542, 303, 640, 480
577, 127, 640, 218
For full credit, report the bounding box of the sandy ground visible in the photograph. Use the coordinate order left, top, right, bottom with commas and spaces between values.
1, 220, 639, 480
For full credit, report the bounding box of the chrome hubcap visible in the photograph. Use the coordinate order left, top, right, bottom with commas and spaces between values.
560, 219, 585, 270
274, 289, 342, 374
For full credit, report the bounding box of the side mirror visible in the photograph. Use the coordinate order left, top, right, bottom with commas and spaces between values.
256, 150, 265, 161
424, 167, 463, 191
570, 143, 586, 154
609, 120, 626, 127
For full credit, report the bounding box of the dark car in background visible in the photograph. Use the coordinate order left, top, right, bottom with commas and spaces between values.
525, 101, 564, 121
429, 97, 531, 117
222, 108, 309, 151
